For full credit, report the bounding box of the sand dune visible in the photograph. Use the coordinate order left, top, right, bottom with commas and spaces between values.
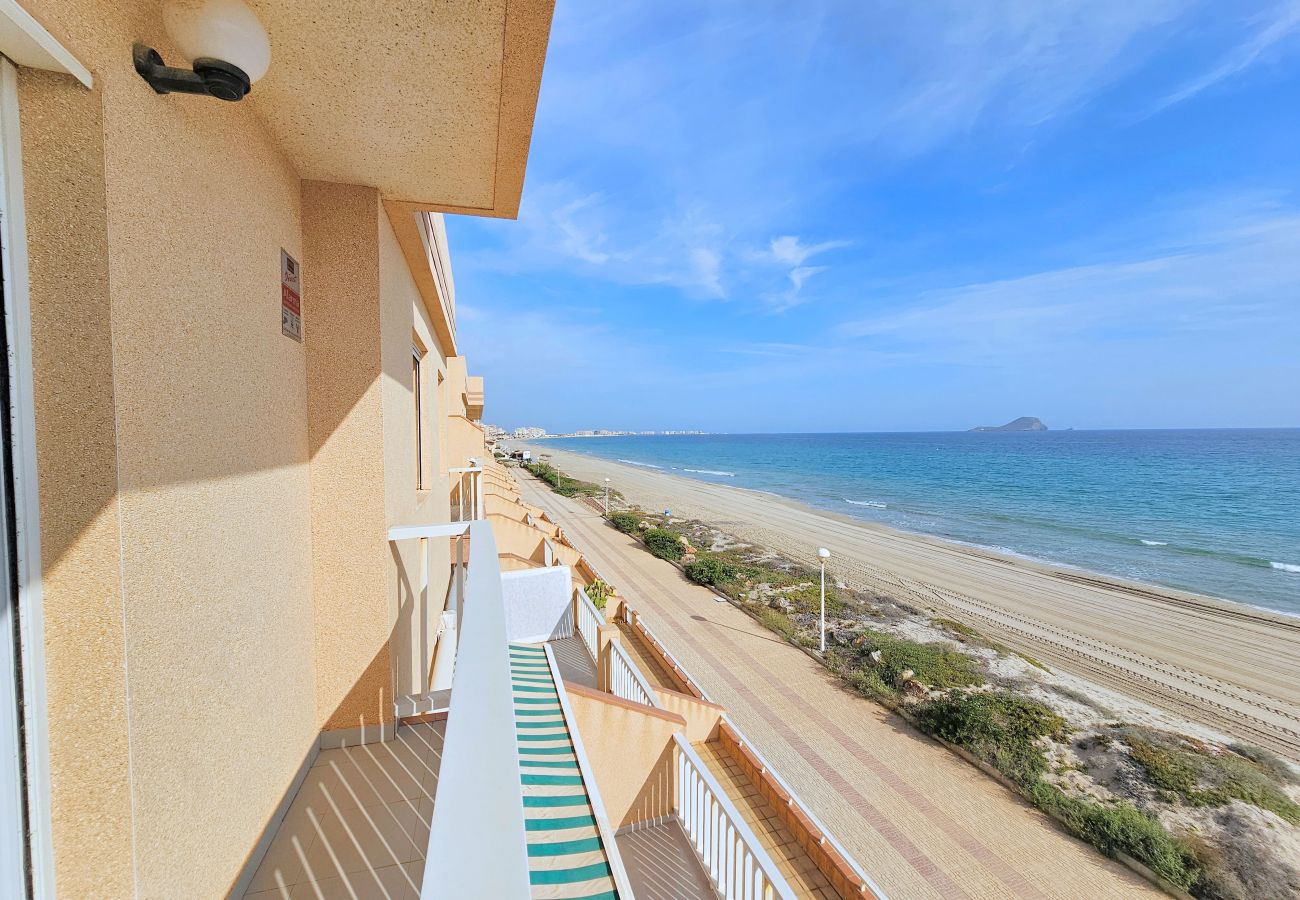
525, 444, 1300, 762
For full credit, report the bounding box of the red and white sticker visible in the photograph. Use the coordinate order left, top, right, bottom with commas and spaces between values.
281, 249, 302, 341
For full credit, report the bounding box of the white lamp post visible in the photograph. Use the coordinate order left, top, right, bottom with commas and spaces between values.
603, 478, 611, 515
817, 547, 831, 653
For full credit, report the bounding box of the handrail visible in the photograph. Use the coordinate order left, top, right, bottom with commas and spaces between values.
545, 645, 636, 900
608, 639, 659, 709
574, 587, 602, 663
673, 733, 795, 900
448, 464, 483, 522
398, 520, 530, 898
721, 715, 886, 900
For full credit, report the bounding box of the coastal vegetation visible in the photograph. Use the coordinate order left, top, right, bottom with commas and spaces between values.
523, 460, 610, 499
642, 527, 685, 561
608, 511, 640, 534
533, 458, 1299, 898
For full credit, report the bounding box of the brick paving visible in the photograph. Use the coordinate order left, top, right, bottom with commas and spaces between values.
519, 475, 1166, 900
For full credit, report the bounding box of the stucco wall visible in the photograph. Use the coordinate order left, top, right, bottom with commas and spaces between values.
15, 1, 319, 894
302, 182, 393, 737
14, 4, 493, 894
378, 207, 453, 698
566, 685, 683, 830
18, 66, 134, 900
17, 1, 319, 894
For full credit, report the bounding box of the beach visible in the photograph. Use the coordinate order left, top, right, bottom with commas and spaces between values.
524, 443, 1300, 762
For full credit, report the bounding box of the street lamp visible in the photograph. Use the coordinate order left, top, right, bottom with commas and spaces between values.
817, 547, 831, 653
603, 478, 611, 515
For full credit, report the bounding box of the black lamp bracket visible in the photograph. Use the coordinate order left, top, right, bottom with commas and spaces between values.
132, 42, 251, 101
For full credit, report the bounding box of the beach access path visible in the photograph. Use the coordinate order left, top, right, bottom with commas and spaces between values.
525, 446, 1300, 765
516, 472, 1165, 900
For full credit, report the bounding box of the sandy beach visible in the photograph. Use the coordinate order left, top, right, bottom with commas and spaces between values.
524, 443, 1300, 763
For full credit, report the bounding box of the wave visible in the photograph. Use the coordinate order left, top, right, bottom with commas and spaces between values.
1272, 562, 1300, 574
684, 468, 735, 477
844, 498, 888, 509
1140, 540, 1169, 547
617, 459, 663, 469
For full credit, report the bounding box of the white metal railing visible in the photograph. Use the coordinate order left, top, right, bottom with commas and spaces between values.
608, 640, 659, 709
575, 587, 602, 662
721, 716, 886, 899
448, 463, 483, 522
673, 734, 795, 900
388, 520, 530, 899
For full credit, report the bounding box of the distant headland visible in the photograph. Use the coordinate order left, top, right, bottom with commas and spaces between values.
970, 417, 1047, 432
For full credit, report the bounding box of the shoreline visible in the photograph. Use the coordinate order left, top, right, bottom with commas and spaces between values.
524, 442, 1298, 627
520, 443, 1300, 762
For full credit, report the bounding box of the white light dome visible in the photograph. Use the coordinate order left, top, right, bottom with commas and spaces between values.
163, 0, 271, 83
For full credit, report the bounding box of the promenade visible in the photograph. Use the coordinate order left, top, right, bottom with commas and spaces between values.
516, 474, 1164, 900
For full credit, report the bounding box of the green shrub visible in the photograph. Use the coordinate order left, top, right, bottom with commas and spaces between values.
523, 461, 603, 498
758, 607, 795, 640
643, 528, 684, 560
849, 630, 985, 691
583, 579, 612, 610
609, 511, 640, 534
915, 691, 1064, 786
1027, 783, 1199, 890
684, 554, 735, 586
1125, 736, 1300, 824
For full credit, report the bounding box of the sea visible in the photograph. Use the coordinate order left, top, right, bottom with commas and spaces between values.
536, 430, 1300, 616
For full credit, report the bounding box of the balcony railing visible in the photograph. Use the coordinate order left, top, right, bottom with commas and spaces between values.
608, 639, 658, 709
673, 733, 795, 900
388, 520, 530, 898
575, 586, 602, 662
448, 463, 482, 522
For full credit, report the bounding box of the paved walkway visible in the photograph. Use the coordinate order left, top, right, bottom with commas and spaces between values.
518, 475, 1164, 900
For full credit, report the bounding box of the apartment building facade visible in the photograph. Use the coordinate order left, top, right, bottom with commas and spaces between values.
0, 0, 551, 895
0, 2, 881, 898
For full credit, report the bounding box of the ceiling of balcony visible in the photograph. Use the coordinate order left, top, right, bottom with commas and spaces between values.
247, 0, 553, 219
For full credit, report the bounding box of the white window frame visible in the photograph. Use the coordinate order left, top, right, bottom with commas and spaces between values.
412, 343, 425, 490
0, 55, 54, 900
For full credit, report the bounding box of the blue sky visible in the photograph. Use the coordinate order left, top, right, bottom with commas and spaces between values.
449, 1, 1300, 433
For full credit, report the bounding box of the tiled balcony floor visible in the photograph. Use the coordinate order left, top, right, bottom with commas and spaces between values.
694, 740, 837, 899
243, 721, 445, 899
548, 634, 598, 689
615, 820, 716, 900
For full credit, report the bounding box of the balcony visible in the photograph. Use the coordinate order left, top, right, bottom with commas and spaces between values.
241, 502, 879, 898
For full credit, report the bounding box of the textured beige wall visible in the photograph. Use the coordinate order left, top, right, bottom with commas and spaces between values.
17, 2, 320, 895
16, 2, 509, 893
378, 208, 453, 697
566, 685, 683, 829
303, 182, 394, 734
17, 67, 134, 900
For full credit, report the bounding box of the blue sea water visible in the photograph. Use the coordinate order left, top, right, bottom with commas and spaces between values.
537, 430, 1300, 616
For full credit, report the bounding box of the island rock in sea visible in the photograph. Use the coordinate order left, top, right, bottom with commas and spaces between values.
969, 417, 1048, 432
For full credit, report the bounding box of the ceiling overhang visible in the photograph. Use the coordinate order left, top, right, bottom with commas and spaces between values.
248, 0, 553, 219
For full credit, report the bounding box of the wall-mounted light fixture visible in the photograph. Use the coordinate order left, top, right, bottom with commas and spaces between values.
133, 0, 270, 101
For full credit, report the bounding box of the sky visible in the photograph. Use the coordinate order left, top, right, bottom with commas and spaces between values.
448, 0, 1300, 433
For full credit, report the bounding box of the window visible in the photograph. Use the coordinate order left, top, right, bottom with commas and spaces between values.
412, 345, 425, 489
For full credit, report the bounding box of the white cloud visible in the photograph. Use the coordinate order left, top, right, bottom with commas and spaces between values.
767, 236, 850, 267
870, 0, 1190, 151
756, 236, 847, 311
1157, 0, 1300, 109
838, 205, 1300, 362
